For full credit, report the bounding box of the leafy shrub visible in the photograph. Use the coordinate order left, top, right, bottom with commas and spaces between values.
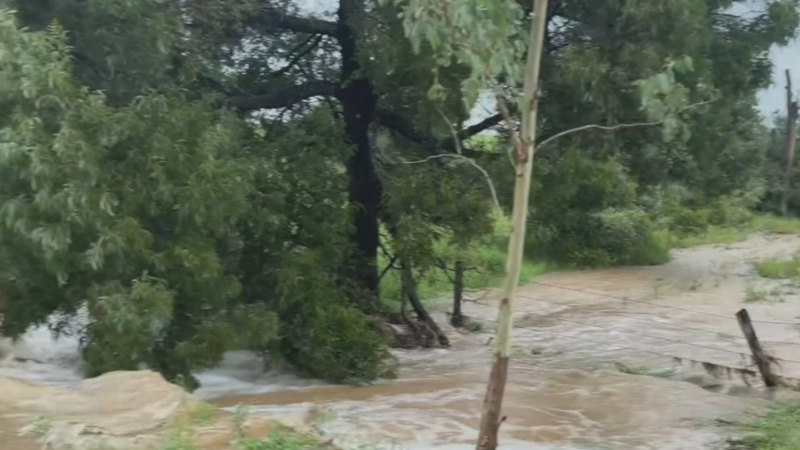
281, 304, 385, 383
0, 15, 259, 384
526, 152, 660, 266
708, 196, 753, 226
274, 250, 386, 383
0, 15, 384, 386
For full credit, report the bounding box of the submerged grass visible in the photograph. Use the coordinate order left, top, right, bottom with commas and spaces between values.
756, 257, 800, 279
733, 403, 800, 449
234, 432, 332, 450
674, 215, 800, 249
674, 225, 750, 248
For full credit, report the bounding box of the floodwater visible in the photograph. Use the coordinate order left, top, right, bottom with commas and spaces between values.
4, 234, 800, 449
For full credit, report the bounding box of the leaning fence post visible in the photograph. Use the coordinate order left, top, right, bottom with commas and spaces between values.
736, 308, 778, 388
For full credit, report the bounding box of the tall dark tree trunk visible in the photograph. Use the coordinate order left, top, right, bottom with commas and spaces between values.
336, 0, 381, 310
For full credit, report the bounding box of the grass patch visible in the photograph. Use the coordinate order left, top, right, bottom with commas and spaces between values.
376, 213, 800, 310
756, 257, 800, 279
752, 215, 800, 234
191, 402, 216, 425
733, 403, 800, 449
673, 215, 800, 249
674, 225, 750, 248
744, 287, 769, 303
234, 432, 331, 450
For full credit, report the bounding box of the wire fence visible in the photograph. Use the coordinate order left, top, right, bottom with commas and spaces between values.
530, 280, 800, 326
461, 278, 800, 387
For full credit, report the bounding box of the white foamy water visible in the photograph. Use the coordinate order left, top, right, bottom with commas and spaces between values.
0, 323, 82, 387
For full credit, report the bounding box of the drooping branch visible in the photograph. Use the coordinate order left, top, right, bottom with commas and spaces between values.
224, 81, 337, 111
535, 98, 718, 152
253, 8, 338, 36
376, 108, 434, 146
402, 154, 501, 210
376, 108, 503, 152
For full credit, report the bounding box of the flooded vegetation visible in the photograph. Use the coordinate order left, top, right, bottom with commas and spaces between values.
4, 235, 800, 449
1, 0, 800, 449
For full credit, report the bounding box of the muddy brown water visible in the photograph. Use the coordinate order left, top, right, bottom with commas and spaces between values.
209, 235, 800, 449
4, 234, 800, 449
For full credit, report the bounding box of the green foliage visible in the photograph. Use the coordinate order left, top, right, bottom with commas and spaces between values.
753, 215, 800, 234
234, 432, 327, 450
526, 150, 667, 266
379, 234, 550, 307
83, 278, 175, 375
3, 0, 800, 395
674, 225, 750, 248
384, 0, 525, 105
0, 12, 254, 382
0, 12, 386, 385
745, 287, 769, 303
736, 403, 800, 449
274, 250, 385, 383
756, 256, 800, 279
7, 0, 187, 105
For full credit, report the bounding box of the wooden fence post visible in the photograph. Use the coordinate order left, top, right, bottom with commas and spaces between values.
736, 308, 778, 388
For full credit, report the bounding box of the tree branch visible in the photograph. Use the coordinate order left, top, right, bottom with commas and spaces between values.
270, 35, 324, 79
225, 81, 337, 111
376, 108, 434, 146
378, 255, 400, 282
535, 99, 718, 152
402, 154, 501, 210
462, 113, 504, 139
253, 8, 337, 36
376, 108, 503, 151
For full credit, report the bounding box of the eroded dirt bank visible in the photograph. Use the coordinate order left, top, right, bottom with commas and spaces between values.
4, 234, 800, 449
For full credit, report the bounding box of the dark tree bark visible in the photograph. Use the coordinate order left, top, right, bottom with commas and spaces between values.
400, 262, 450, 347
336, 0, 382, 309
451, 260, 465, 327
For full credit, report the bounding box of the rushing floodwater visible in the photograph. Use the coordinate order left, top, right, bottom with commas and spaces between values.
4, 234, 800, 449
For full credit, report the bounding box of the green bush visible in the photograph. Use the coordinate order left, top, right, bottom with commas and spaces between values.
280, 304, 385, 383
0, 15, 259, 384
275, 250, 386, 383
708, 196, 753, 226
670, 208, 711, 235
0, 15, 385, 387
526, 152, 668, 267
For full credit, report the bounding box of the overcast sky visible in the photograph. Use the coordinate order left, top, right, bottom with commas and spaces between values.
759, 36, 800, 122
